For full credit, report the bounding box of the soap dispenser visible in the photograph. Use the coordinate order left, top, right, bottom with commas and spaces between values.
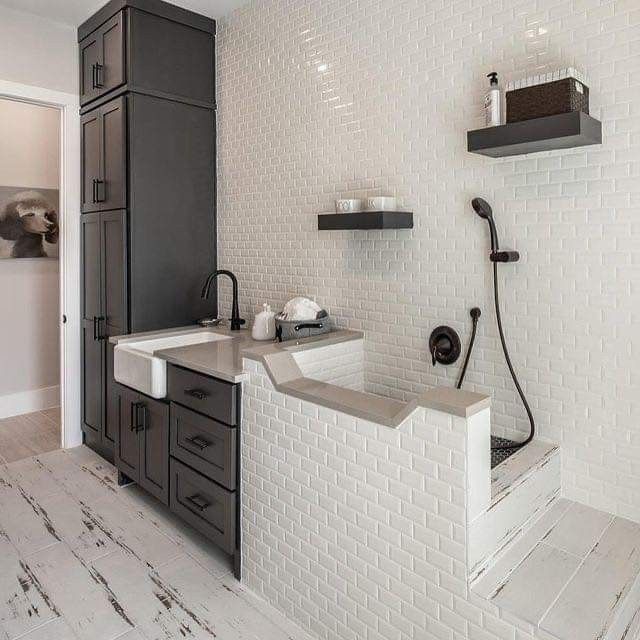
251, 303, 276, 341
484, 72, 502, 127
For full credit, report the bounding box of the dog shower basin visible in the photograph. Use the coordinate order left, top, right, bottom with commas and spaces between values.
114, 331, 231, 398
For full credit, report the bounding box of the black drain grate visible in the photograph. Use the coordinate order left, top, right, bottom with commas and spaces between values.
490, 436, 521, 469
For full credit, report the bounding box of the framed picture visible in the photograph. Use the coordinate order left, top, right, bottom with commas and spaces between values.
0, 186, 59, 259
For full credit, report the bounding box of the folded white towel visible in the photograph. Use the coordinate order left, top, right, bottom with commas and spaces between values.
280, 297, 322, 321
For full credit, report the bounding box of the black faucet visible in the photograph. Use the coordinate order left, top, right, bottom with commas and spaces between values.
201, 269, 244, 331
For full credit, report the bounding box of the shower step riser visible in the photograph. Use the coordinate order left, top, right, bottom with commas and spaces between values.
469, 448, 561, 583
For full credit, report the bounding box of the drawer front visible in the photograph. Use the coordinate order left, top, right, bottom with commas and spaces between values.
169, 458, 235, 554
170, 403, 236, 490
167, 365, 237, 425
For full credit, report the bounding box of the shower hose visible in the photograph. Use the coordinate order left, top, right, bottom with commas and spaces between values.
457, 261, 535, 451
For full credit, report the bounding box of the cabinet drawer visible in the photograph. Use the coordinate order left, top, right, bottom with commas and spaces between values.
169, 458, 235, 554
167, 365, 237, 425
170, 403, 236, 490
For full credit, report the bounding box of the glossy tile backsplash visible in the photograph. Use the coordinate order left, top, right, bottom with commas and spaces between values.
217, 0, 640, 521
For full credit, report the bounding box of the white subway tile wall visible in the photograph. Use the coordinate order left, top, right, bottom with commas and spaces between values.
217, 0, 640, 522
292, 340, 365, 391
242, 360, 542, 640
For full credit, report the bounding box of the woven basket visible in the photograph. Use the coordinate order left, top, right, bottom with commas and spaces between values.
506, 78, 589, 123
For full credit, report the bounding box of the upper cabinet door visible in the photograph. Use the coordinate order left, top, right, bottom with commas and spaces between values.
79, 11, 126, 107
81, 96, 127, 213
100, 96, 127, 211
79, 31, 101, 106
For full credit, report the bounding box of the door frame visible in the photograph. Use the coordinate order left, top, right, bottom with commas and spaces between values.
0, 79, 82, 448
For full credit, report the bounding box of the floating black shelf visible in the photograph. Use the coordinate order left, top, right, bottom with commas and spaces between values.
467, 111, 602, 158
318, 211, 414, 230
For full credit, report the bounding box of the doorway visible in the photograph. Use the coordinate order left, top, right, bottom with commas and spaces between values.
0, 79, 82, 459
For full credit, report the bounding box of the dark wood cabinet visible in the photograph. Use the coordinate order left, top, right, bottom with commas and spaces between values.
81, 320, 103, 438
81, 96, 127, 213
114, 386, 170, 504
101, 210, 128, 337
81, 210, 127, 454
79, 0, 224, 556
79, 11, 125, 106
139, 398, 170, 503
114, 385, 140, 480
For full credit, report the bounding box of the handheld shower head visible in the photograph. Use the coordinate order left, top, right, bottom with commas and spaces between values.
471, 197, 493, 220
471, 197, 499, 251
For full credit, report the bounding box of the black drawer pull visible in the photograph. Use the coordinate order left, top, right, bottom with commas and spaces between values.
184, 434, 212, 450
185, 388, 208, 400
184, 494, 211, 512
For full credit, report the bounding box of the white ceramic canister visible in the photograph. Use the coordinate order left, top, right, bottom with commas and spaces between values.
251, 303, 276, 341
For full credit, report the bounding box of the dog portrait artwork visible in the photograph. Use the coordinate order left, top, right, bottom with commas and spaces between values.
0, 187, 59, 259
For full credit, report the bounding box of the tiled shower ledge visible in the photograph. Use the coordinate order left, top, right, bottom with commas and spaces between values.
472, 498, 640, 640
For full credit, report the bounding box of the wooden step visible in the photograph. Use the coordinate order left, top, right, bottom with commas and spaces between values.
472, 499, 640, 640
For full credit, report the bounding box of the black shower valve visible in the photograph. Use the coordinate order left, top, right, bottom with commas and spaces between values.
429, 326, 461, 367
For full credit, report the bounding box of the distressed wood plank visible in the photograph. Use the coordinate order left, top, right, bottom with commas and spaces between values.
0, 471, 62, 556
11, 617, 77, 639
472, 497, 572, 598
117, 485, 232, 577
33, 492, 121, 563
541, 518, 640, 640
0, 539, 59, 639
24, 544, 133, 640
543, 501, 613, 558
491, 441, 558, 497
491, 542, 581, 626
79, 495, 183, 569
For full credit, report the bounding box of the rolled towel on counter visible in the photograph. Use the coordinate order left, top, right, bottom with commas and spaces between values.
280, 297, 322, 321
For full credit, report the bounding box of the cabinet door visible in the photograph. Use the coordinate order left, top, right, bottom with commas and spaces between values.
99, 97, 126, 211
115, 386, 140, 481
100, 13, 125, 98
81, 111, 101, 213
81, 319, 103, 437
79, 30, 102, 106
101, 210, 128, 337
81, 213, 101, 321
104, 343, 118, 446
79, 11, 125, 106
81, 213, 104, 437
138, 397, 170, 504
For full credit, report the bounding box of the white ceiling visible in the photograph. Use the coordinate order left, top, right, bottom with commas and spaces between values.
0, 0, 249, 26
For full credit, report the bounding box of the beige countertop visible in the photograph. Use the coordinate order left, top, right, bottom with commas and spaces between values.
110, 326, 490, 426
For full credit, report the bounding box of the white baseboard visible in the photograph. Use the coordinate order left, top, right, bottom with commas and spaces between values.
0, 385, 60, 420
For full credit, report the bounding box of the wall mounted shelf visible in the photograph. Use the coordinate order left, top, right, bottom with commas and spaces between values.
467, 111, 602, 158
318, 211, 414, 230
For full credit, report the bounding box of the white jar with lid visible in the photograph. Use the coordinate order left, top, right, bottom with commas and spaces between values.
251, 303, 276, 341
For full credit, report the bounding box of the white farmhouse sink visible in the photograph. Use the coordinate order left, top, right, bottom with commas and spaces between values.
114, 331, 230, 398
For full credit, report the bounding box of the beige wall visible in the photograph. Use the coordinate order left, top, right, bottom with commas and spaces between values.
0, 5, 77, 94
0, 98, 60, 411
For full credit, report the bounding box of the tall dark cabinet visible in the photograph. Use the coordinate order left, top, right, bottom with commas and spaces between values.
79, 0, 217, 460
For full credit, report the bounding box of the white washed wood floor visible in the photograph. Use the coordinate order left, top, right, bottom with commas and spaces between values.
0, 446, 312, 640
0, 409, 61, 464
473, 498, 640, 640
